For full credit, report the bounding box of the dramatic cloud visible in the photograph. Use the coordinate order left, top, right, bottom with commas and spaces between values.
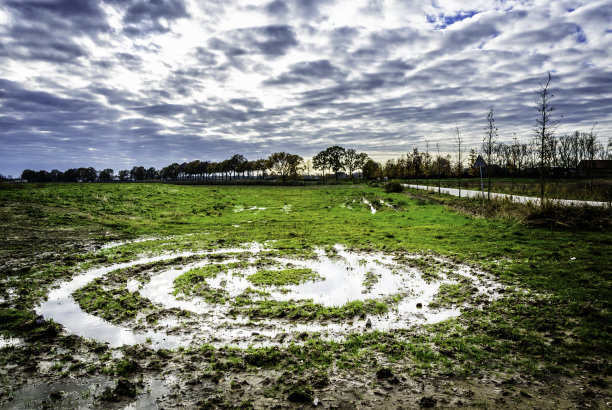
0, 0, 611, 176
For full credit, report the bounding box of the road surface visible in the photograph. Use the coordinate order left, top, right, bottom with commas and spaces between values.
403, 184, 609, 207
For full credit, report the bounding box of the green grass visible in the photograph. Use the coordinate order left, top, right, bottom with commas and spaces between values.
247, 268, 320, 287
0, 182, 611, 407
73, 279, 155, 323
173, 264, 229, 303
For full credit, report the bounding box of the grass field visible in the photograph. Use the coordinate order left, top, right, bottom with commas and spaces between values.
0, 183, 610, 408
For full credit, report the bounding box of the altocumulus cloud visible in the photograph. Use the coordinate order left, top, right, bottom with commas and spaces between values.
0, 0, 611, 175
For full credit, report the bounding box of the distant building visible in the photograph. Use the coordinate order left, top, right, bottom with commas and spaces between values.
577, 160, 612, 177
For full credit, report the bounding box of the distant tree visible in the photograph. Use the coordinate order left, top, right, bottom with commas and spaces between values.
436, 142, 441, 193
302, 159, 313, 179
467, 148, 478, 178
362, 159, 381, 180
424, 141, 431, 189
267, 152, 303, 181
253, 158, 268, 179
230, 154, 248, 179
21, 169, 36, 182
408, 148, 422, 179
64, 168, 79, 182
533, 71, 560, 205
312, 151, 330, 180
454, 122, 464, 198
99, 168, 114, 181
219, 159, 232, 180
79, 167, 97, 182
322, 146, 346, 179
383, 159, 400, 179
160, 163, 180, 180
205, 162, 217, 180
483, 107, 498, 200
511, 134, 519, 189
185, 160, 200, 180
50, 169, 62, 182
118, 169, 130, 181
146, 167, 158, 180
583, 123, 601, 187
342, 149, 368, 179
130, 166, 146, 181
242, 160, 254, 179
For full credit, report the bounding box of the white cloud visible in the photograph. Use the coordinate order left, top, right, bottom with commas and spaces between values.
0, 0, 610, 174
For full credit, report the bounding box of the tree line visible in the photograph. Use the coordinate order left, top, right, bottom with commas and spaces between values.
15, 147, 374, 183
13, 125, 609, 184
9, 73, 611, 187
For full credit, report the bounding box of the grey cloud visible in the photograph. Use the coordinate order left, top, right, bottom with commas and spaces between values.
509, 23, 585, 46
4, 0, 109, 34
264, 59, 345, 85
370, 27, 423, 47
249, 25, 298, 56
90, 87, 141, 107
228, 98, 263, 109
0, 79, 89, 113
292, 0, 332, 19
265, 0, 289, 16
210, 25, 298, 59
297, 76, 386, 108
122, 0, 189, 35
193, 48, 218, 65
378, 59, 415, 72
207, 37, 248, 58
135, 103, 187, 116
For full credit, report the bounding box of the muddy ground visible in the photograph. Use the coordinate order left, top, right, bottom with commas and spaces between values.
1, 184, 610, 409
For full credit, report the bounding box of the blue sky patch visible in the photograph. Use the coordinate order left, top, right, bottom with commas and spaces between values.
427, 10, 480, 29
576, 25, 587, 43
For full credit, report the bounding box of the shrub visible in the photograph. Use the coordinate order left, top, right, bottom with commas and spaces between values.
383, 182, 404, 193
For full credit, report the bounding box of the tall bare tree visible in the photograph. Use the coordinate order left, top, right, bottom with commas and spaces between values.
483, 108, 498, 200
534, 72, 560, 205
583, 123, 601, 188
436, 142, 441, 194
454, 122, 464, 198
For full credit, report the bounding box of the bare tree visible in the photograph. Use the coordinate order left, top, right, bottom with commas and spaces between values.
583, 123, 601, 187
303, 159, 313, 179
424, 140, 430, 189
483, 108, 498, 200
534, 71, 560, 205
511, 134, 519, 189
454, 122, 464, 198
436, 142, 441, 194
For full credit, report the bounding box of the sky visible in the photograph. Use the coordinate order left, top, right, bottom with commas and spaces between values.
0, 0, 611, 176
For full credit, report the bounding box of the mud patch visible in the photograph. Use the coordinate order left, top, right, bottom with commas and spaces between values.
37, 243, 506, 348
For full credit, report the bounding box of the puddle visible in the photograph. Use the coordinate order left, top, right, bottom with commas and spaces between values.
362, 198, 376, 214
124, 377, 175, 410
37, 243, 505, 348
0, 335, 22, 349
234, 206, 266, 212
99, 237, 164, 250
0, 376, 112, 410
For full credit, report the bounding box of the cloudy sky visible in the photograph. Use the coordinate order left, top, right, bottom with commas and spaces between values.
0, 0, 611, 176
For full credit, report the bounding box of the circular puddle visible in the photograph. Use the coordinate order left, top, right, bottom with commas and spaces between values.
37, 243, 504, 348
